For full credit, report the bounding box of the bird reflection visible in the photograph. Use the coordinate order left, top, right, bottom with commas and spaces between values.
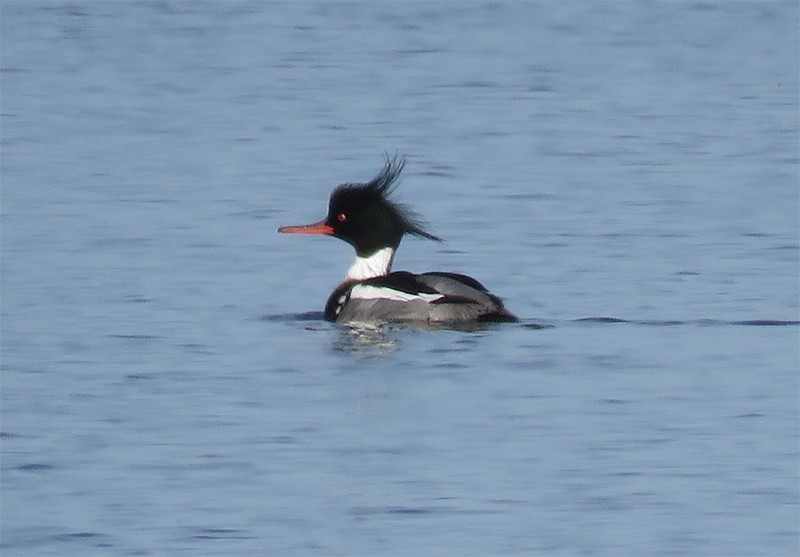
332, 322, 401, 357
330, 319, 509, 358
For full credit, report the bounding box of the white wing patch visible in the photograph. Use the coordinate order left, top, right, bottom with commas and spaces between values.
350, 284, 444, 303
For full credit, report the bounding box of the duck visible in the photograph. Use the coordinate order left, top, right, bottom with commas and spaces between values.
278, 157, 517, 324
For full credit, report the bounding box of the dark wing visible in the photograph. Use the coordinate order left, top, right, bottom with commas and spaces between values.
363, 271, 441, 296
417, 272, 517, 322
326, 271, 517, 323
419, 272, 490, 294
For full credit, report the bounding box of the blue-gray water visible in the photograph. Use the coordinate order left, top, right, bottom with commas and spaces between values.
2, 2, 798, 556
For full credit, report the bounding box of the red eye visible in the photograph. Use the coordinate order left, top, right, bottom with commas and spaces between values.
337, 213, 347, 223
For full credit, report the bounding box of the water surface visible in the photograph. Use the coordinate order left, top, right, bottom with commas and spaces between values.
2, 2, 798, 556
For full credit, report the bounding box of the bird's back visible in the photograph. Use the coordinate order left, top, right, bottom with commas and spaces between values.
325, 271, 517, 324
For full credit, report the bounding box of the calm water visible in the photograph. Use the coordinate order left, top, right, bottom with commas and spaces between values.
2, 2, 798, 556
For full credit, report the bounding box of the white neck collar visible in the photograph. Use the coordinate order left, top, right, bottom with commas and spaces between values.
346, 247, 395, 281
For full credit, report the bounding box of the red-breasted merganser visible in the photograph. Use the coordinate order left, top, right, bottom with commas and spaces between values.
278, 157, 517, 324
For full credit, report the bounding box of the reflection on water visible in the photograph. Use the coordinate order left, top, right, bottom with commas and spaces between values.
330, 319, 545, 357
332, 322, 401, 358
264, 313, 537, 358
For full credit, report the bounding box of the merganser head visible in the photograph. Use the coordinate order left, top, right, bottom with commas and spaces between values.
279, 156, 441, 257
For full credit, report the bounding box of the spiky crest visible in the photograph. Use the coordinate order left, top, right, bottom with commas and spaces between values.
357, 155, 441, 242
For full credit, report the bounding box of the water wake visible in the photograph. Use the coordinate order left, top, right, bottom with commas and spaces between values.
261, 312, 798, 329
